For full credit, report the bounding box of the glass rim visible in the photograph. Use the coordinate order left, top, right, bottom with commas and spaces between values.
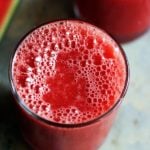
9, 19, 130, 128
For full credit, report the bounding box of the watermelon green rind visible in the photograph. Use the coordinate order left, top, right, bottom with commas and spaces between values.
0, 0, 20, 42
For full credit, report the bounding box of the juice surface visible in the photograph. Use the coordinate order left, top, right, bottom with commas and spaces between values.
12, 20, 126, 124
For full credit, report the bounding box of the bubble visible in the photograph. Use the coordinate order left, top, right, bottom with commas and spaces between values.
103, 44, 114, 59
66, 31, 70, 36
52, 36, 56, 41
44, 29, 49, 34
27, 67, 32, 72
26, 77, 34, 83
71, 41, 76, 48
64, 39, 70, 47
80, 61, 86, 67
92, 54, 102, 65
86, 36, 94, 49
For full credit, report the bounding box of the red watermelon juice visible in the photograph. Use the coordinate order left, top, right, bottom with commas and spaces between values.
10, 20, 129, 150
75, 0, 150, 42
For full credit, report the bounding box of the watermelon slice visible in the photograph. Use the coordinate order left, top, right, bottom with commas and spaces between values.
0, 0, 19, 41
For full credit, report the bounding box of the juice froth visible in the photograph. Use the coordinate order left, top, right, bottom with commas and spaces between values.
12, 21, 126, 124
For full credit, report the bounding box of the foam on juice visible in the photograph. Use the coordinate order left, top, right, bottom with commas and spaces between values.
12, 21, 126, 124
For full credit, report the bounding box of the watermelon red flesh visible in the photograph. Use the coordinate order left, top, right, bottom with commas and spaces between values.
0, 0, 12, 27
0, 0, 19, 41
